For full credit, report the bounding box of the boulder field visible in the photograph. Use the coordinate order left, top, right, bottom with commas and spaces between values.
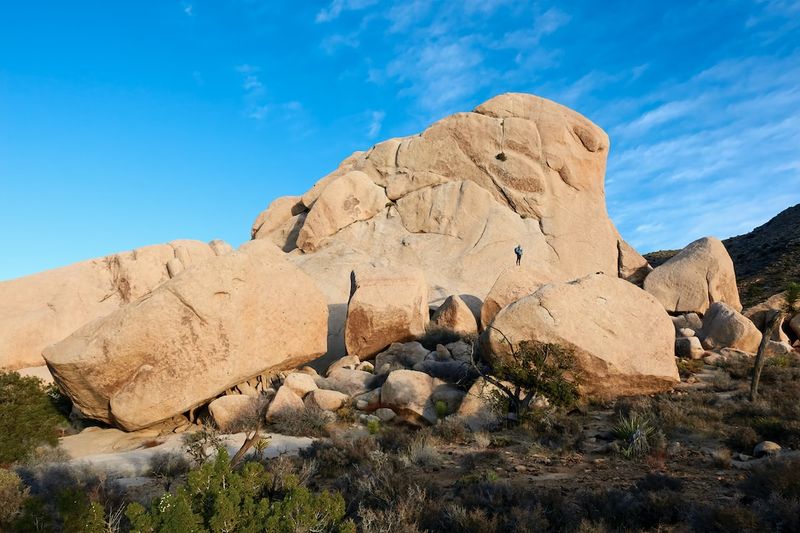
3, 91, 787, 432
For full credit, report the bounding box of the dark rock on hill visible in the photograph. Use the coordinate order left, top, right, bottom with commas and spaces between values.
645, 204, 800, 308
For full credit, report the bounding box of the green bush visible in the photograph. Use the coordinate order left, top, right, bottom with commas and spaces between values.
0, 469, 29, 528
482, 336, 579, 425
126, 448, 355, 532
0, 372, 67, 464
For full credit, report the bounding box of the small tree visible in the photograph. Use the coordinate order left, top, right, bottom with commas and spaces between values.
473, 327, 579, 425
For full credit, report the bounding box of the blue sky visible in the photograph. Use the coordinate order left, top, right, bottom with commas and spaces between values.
1, 1, 799, 281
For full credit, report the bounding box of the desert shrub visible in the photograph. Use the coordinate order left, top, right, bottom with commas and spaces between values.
677, 358, 704, 378
358, 485, 427, 533
301, 436, 379, 479
149, 451, 191, 479
0, 372, 68, 464
346, 449, 418, 512
711, 447, 732, 468
366, 418, 381, 435
402, 432, 441, 468
183, 427, 223, 466
126, 448, 355, 532
741, 458, 800, 501
635, 473, 684, 492
482, 336, 579, 425
725, 425, 760, 453
785, 281, 800, 313
269, 405, 334, 437
376, 425, 416, 454
0, 469, 29, 528
613, 411, 661, 458
689, 505, 759, 532
433, 416, 468, 443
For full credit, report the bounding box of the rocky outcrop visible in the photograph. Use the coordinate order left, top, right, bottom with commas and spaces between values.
698, 302, 762, 353
43, 242, 328, 431
0, 240, 231, 370
431, 295, 478, 335
251, 93, 647, 359
643, 237, 741, 315
344, 266, 429, 358
484, 274, 679, 398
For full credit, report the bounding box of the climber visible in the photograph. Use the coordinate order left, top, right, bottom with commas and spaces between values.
514, 244, 523, 266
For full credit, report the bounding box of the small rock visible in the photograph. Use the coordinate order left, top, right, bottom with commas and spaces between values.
265, 386, 304, 420
356, 361, 375, 373
374, 408, 396, 422
305, 389, 349, 411
753, 441, 781, 458
435, 344, 451, 361
283, 372, 318, 397
326, 355, 360, 376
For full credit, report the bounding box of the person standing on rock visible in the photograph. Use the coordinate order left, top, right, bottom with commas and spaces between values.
514, 244, 523, 266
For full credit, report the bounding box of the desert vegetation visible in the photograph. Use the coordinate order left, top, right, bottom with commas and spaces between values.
2, 334, 800, 532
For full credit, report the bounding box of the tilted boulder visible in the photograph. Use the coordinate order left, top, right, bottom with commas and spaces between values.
251, 195, 305, 240
643, 237, 741, 314
480, 268, 552, 329
251, 93, 647, 358
0, 240, 230, 370
431, 295, 478, 335
697, 302, 762, 353
43, 241, 328, 431
484, 274, 679, 398
344, 266, 428, 358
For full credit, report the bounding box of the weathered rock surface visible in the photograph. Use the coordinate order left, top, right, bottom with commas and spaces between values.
304, 389, 349, 411
0, 239, 230, 370
251, 93, 647, 359
380, 369, 464, 425
456, 377, 506, 431
344, 266, 429, 358
671, 313, 703, 332
208, 395, 264, 431
431, 295, 478, 335
481, 268, 551, 329
251, 195, 305, 239
320, 368, 376, 397
643, 237, 741, 315
374, 342, 431, 375
283, 373, 318, 398
698, 302, 762, 353
675, 337, 705, 360
484, 274, 679, 397
43, 242, 328, 431
297, 171, 387, 253
266, 386, 305, 420
792, 314, 800, 340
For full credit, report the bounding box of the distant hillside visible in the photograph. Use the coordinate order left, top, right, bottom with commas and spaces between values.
644, 204, 800, 308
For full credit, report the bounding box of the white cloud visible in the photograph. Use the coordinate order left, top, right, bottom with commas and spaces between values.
182, 2, 194, 16
367, 110, 385, 138
316, 0, 378, 23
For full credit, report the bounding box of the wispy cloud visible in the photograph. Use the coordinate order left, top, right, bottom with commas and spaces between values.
316, 0, 379, 23
367, 110, 385, 138
182, 2, 194, 17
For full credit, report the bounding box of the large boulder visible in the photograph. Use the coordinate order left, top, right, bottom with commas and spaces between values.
43, 242, 328, 431
380, 369, 465, 425
697, 302, 762, 353
251, 195, 305, 240
431, 295, 478, 335
484, 274, 679, 398
0, 240, 229, 370
480, 268, 552, 329
251, 93, 647, 359
344, 266, 429, 358
643, 237, 741, 314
